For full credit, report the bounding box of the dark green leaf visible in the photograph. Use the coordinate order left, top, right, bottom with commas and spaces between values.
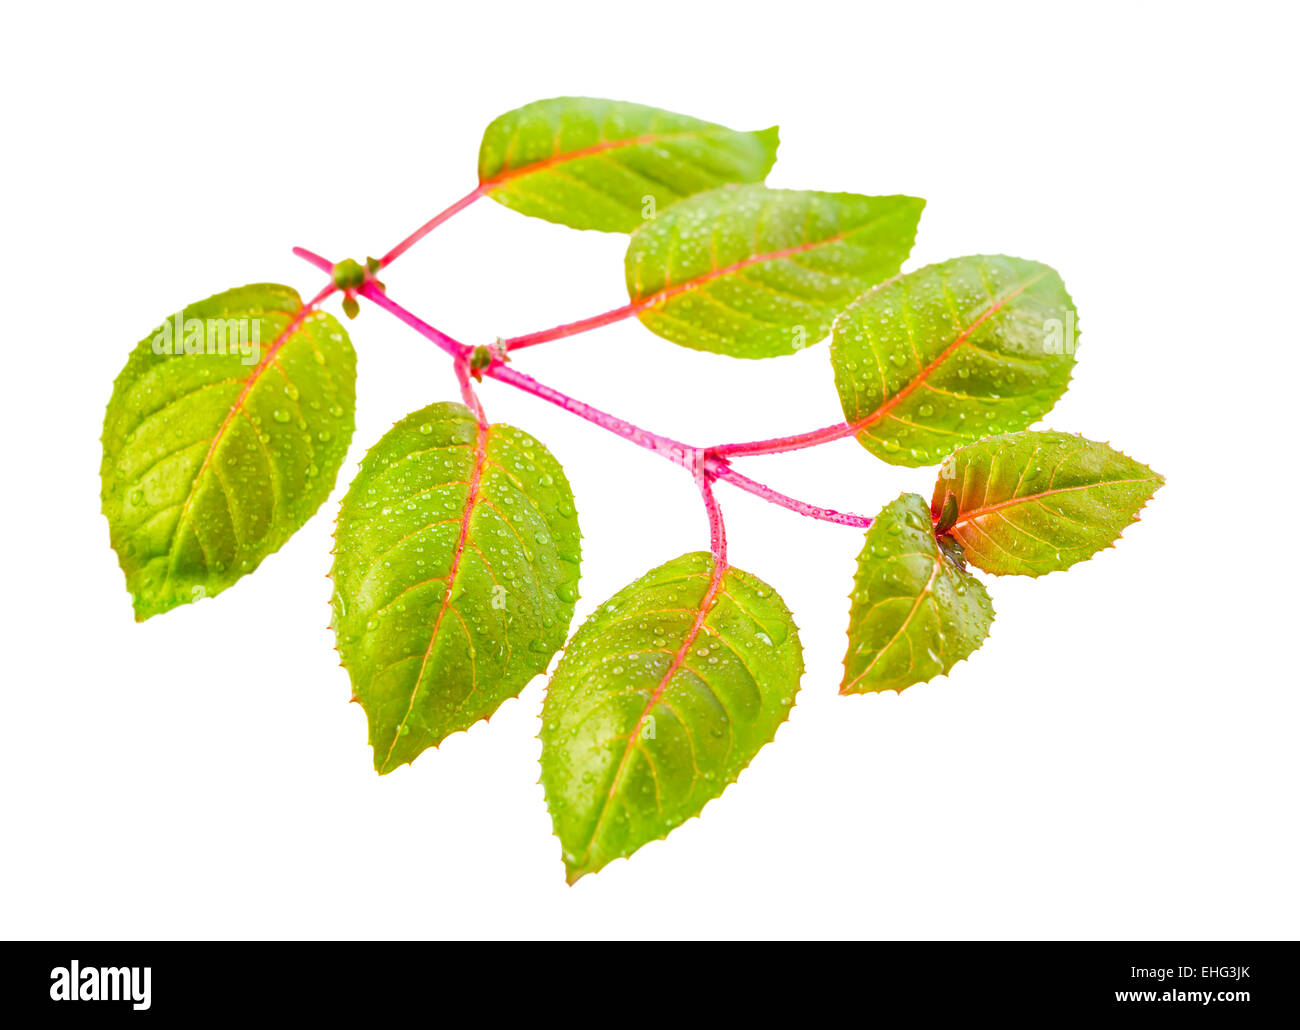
478, 97, 779, 233
332, 402, 581, 773
625, 185, 924, 358
541, 552, 801, 882
831, 254, 1077, 466
101, 284, 356, 620
933, 431, 1163, 576
843, 494, 993, 694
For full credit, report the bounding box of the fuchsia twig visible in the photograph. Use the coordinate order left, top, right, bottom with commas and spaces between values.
376, 184, 489, 269
453, 360, 489, 427
357, 282, 469, 362
486, 362, 700, 469
292, 246, 335, 275
293, 248, 470, 361
502, 300, 641, 351
696, 466, 728, 563
707, 460, 873, 528
300, 281, 339, 313
711, 420, 861, 459
289, 244, 878, 536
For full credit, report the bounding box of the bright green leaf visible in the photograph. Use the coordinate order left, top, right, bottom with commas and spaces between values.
842, 494, 993, 695
541, 552, 802, 882
101, 283, 356, 620
831, 254, 1077, 467
933, 431, 1163, 577
332, 402, 581, 773
625, 185, 924, 358
478, 97, 779, 233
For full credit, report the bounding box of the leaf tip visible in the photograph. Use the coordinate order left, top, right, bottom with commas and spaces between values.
564, 865, 587, 887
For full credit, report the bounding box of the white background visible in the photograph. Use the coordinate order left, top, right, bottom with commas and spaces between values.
2, 1, 1296, 940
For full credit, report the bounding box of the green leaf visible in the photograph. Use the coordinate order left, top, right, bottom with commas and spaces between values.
478, 97, 779, 233
831, 254, 1077, 467
625, 185, 924, 358
541, 552, 802, 882
100, 283, 356, 620
332, 402, 581, 773
933, 431, 1163, 577
842, 494, 993, 695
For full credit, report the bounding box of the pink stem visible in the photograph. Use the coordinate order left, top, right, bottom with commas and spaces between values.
502, 235, 856, 352
360, 286, 874, 523
711, 420, 861, 459
294, 248, 471, 365
708, 460, 873, 528
697, 468, 728, 563
357, 282, 470, 361
303, 281, 338, 311
503, 299, 641, 351
497, 297, 870, 463
454, 360, 489, 426
487, 362, 699, 469
291, 247, 876, 531
377, 184, 488, 268
335, 275, 699, 468
292, 246, 335, 275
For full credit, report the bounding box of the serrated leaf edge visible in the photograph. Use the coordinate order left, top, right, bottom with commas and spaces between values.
544, 556, 803, 885
333, 403, 582, 774
832, 255, 1073, 467
839, 564, 993, 697
939, 433, 1165, 579
840, 496, 994, 696
108, 286, 351, 621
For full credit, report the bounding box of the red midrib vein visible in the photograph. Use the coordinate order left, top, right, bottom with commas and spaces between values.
506, 234, 849, 349
379, 423, 490, 772
852, 271, 1049, 434
951, 477, 1159, 528
841, 557, 941, 694
480, 128, 724, 190
634, 233, 849, 311
714, 271, 1052, 459
161, 297, 321, 589
577, 558, 729, 870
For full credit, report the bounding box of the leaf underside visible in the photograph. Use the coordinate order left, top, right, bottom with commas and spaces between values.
933, 430, 1163, 577
477, 96, 779, 233
831, 254, 1077, 467
842, 494, 993, 694
625, 185, 924, 358
541, 552, 802, 883
101, 283, 356, 620
332, 402, 581, 773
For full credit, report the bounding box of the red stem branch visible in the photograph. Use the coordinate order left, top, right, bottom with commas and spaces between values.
376, 184, 488, 269
358, 282, 469, 361
711, 420, 861, 459
499, 296, 870, 462
289, 247, 876, 532
292, 246, 334, 275
502, 299, 641, 351
454, 359, 489, 427
486, 362, 699, 469
697, 469, 728, 565
707, 460, 873, 528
